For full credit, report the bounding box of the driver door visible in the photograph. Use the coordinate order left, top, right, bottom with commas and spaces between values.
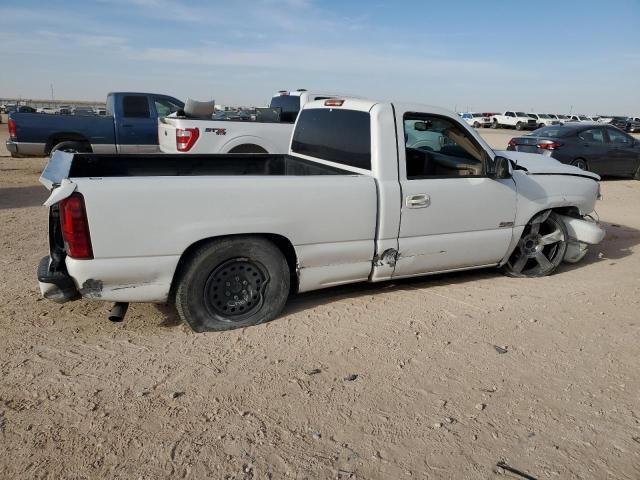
394, 110, 517, 278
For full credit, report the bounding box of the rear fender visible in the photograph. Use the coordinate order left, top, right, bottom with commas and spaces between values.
221, 135, 275, 153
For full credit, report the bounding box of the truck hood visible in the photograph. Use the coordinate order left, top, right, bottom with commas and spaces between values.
496, 150, 600, 180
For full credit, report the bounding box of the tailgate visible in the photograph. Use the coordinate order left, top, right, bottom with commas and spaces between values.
158, 117, 178, 152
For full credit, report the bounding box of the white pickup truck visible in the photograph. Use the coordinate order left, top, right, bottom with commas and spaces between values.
491, 111, 538, 130
38, 97, 605, 332
158, 90, 340, 154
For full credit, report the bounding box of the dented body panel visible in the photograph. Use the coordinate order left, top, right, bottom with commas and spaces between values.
38, 98, 605, 308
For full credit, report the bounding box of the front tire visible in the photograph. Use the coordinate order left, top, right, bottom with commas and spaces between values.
473, 121, 480, 128
491, 121, 498, 129
502, 212, 568, 278
515, 122, 523, 131
175, 237, 290, 332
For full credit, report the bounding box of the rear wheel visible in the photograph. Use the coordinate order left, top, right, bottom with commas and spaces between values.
175, 237, 290, 332
634, 165, 640, 180
502, 212, 568, 278
572, 158, 588, 171
50, 141, 91, 154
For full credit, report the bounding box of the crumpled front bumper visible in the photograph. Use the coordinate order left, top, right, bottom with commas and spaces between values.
37, 255, 80, 303
558, 215, 606, 263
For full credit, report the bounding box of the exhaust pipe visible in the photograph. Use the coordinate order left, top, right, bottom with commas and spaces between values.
108, 302, 129, 322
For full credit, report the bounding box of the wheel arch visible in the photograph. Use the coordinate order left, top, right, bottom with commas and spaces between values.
46, 132, 92, 154
169, 233, 300, 301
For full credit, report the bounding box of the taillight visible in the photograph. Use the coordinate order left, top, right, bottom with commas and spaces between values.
8, 118, 17, 138
507, 138, 517, 148
60, 193, 93, 259
176, 127, 199, 152
537, 141, 562, 150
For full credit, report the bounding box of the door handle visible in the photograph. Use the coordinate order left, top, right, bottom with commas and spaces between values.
406, 194, 430, 208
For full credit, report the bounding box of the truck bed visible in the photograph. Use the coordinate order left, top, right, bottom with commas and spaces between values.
42, 152, 351, 186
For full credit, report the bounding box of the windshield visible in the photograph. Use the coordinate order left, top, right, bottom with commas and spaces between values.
579, 115, 589, 120
516, 112, 528, 117
538, 114, 550, 118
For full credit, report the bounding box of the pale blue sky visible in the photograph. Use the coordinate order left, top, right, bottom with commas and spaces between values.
1, 0, 639, 114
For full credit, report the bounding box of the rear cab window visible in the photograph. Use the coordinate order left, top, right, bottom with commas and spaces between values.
269, 95, 302, 123
291, 108, 371, 170
122, 95, 151, 118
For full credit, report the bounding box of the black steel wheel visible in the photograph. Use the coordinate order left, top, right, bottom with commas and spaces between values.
176, 237, 290, 332
502, 212, 568, 278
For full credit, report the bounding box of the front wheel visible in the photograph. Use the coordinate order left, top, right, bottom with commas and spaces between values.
515, 122, 523, 131
491, 121, 498, 129
175, 237, 290, 332
502, 212, 568, 278
473, 122, 480, 128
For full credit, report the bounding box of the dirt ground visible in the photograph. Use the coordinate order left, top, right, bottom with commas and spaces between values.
1, 123, 639, 480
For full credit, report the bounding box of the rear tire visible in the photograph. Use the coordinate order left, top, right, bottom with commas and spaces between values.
634, 165, 640, 180
175, 237, 290, 332
50, 141, 91, 154
572, 158, 588, 171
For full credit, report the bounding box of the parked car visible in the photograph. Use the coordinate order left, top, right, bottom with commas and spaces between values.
608, 116, 629, 129
507, 124, 640, 178
460, 112, 491, 128
625, 117, 640, 133
37, 97, 604, 331
37, 107, 57, 114
5, 92, 183, 157
490, 111, 538, 130
71, 107, 95, 116
528, 113, 560, 128
566, 115, 593, 123
16, 105, 37, 113
159, 90, 343, 154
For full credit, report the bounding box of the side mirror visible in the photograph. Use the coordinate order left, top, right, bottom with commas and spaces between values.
414, 121, 432, 131
487, 156, 511, 179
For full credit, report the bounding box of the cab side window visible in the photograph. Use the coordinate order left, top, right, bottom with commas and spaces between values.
404, 114, 486, 179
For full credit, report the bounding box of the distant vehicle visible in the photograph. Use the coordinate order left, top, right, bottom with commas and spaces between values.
460, 112, 491, 128
16, 106, 37, 113
625, 117, 640, 133
2, 104, 17, 114
566, 115, 592, 123
507, 124, 640, 179
5, 92, 183, 157
58, 108, 72, 115
609, 116, 629, 129
491, 111, 538, 130
37, 107, 57, 114
71, 107, 95, 116
159, 89, 343, 154
528, 113, 560, 128
96, 108, 107, 116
